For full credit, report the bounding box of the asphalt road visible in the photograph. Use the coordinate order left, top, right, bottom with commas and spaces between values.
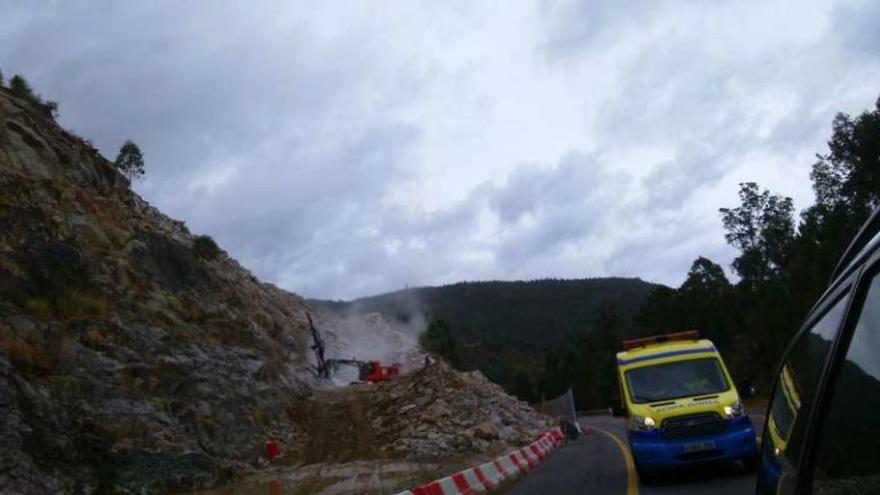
507, 415, 765, 495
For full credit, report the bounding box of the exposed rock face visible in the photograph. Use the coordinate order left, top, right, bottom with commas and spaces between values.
0, 88, 318, 493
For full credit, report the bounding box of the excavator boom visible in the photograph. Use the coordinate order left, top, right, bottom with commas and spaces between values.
307, 312, 400, 383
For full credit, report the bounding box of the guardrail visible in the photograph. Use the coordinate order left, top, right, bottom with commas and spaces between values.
394, 428, 564, 495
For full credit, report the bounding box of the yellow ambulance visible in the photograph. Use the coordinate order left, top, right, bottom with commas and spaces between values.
615, 331, 758, 479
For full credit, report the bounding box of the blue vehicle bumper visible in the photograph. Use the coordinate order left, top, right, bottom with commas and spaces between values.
628, 416, 757, 471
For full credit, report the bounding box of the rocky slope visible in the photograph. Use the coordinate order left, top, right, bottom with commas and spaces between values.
0, 86, 323, 493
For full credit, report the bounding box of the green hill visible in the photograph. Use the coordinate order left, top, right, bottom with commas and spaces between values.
313, 277, 662, 407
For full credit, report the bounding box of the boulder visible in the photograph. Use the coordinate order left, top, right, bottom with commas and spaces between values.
472, 422, 500, 440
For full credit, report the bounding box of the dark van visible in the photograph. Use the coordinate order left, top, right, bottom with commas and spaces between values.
758, 210, 880, 494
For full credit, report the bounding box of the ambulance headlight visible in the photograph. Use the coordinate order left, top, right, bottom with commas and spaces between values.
630, 415, 657, 431
723, 400, 744, 418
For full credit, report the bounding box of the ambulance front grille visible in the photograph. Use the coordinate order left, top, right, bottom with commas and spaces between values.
660, 412, 726, 440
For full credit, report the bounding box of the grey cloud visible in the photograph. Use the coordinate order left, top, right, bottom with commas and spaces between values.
490, 152, 616, 225
642, 141, 728, 210
486, 152, 629, 269
196, 122, 425, 298
2, 2, 426, 187
603, 215, 736, 286
587, 1, 880, 210
831, 0, 880, 56
595, 34, 782, 151
2, 2, 878, 299
538, 0, 673, 60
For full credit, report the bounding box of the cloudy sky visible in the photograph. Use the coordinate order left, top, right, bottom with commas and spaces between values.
2, 1, 879, 299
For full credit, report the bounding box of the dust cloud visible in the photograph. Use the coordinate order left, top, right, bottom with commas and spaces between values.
314, 293, 428, 385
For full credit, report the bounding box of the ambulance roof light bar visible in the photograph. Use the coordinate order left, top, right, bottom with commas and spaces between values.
621, 330, 701, 351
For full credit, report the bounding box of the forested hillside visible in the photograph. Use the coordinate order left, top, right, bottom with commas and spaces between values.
314, 277, 660, 408
640, 95, 880, 391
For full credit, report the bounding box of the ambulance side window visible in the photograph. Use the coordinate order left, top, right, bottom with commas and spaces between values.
811, 274, 880, 494
765, 295, 848, 466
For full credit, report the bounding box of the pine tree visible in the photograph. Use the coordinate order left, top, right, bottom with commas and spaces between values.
114, 140, 145, 181
9, 75, 35, 99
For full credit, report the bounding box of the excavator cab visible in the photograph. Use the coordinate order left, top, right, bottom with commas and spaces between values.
359, 361, 400, 382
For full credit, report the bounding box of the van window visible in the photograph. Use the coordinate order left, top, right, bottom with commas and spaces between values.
811, 274, 880, 494
766, 294, 847, 466
769, 367, 797, 441
625, 357, 728, 403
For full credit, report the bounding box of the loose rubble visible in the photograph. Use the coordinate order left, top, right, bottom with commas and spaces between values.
373, 362, 550, 457
287, 361, 550, 466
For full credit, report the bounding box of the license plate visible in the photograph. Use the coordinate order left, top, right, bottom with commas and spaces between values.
682, 441, 716, 453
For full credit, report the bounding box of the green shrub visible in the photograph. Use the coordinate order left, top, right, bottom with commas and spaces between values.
192, 235, 220, 261
8, 75, 47, 107
6, 74, 55, 117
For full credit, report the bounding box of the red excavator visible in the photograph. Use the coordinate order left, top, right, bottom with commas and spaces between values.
308, 313, 400, 383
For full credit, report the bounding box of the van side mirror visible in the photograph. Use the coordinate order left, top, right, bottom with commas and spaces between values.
610, 402, 624, 417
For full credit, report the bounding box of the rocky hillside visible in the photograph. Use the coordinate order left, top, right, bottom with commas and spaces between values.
0, 84, 551, 495
0, 86, 326, 493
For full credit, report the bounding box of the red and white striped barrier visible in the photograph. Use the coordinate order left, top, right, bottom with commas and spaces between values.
395, 428, 564, 495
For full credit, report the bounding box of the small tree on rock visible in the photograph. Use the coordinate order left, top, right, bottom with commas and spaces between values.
114, 140, 145, 181
9, 75, 35, 100
0, 68, 4, 86
7, 74, 51, 111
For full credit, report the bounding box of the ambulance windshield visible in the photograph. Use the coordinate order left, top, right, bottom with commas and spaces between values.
626, 357, 729, 403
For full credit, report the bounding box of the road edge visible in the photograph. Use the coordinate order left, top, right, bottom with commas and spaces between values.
394, 428, 564, 495
592, 426, 639, 495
